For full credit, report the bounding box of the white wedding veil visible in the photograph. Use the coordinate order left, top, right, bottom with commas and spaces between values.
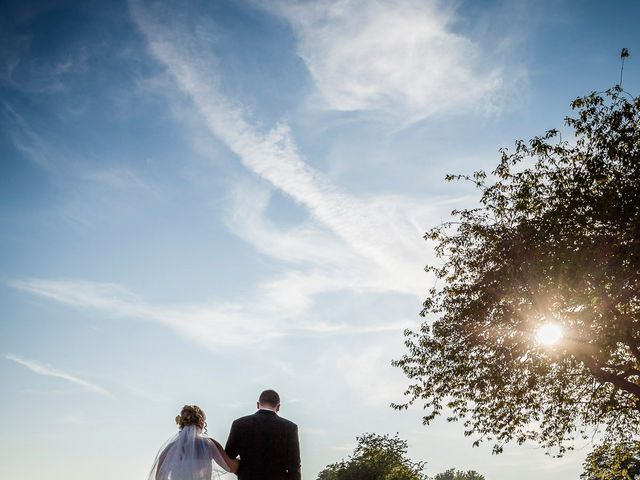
147, 425, 230, 480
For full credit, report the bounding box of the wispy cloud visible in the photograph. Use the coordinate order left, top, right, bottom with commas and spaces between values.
270, 0, 509, 123
1, 14, 94, 95
9, 279, 278, 349
1, 100, 157, 192
4, 353, 114, 398
1, 100, 164, 230
130, 0, 435, 295
1, 101, 56, 170
10, 1, 438, 349
10, 277, 414, 350
329, 342, 409, 407
80, 166, 155, 192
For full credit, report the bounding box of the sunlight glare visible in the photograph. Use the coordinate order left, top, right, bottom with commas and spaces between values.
536, 323, 563, 346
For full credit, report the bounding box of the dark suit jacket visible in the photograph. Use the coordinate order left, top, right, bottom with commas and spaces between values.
225, 410, 301, 480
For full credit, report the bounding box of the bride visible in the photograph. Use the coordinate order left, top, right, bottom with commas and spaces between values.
147, 405, 239, 479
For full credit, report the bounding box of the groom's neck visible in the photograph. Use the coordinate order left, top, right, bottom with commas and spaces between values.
257, 404, 278, 413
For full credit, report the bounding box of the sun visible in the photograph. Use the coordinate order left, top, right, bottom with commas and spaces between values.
536, 323, 563, 346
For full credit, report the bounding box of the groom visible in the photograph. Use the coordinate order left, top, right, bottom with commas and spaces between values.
225, 389, 301, 480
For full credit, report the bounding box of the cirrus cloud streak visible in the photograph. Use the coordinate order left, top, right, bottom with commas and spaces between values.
4, 353, 114, 398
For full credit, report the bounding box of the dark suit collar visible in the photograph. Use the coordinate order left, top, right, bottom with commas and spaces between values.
256, 409, 277, 416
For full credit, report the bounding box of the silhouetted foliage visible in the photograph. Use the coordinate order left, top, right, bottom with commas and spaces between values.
316, 433, 427, 480
433, 468, 486, 480
581, 440, 640, 480
393, 87, 640, 462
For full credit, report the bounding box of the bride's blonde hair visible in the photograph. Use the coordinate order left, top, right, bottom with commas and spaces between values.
175, 404, 206, 431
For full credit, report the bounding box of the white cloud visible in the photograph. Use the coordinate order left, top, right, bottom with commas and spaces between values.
130, 1, 435, 296
2, 95, 161, 190
272, 0, 505, 122
318, 341, 409, 407
10, 275, 414, 351
11, 1, 438, 350
9, 279, 281, 349
1, 101, 55, 170
225, 183, 362, 270
81, 166, 154, 191
4, 353, 114, 398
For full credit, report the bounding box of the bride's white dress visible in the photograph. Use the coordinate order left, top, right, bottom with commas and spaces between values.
147, 425, 230, 480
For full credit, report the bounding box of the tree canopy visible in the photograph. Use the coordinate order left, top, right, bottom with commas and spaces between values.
393, 87, 640, 460
581, 440, 640, 480
433, 468, 486, 480
316, 433, 427, 480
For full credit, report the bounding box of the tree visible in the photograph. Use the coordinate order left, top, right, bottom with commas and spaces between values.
433, 468, 486, 480
392, 87, 640, 460
317, 433, 427, 480
581, 440, 640, 480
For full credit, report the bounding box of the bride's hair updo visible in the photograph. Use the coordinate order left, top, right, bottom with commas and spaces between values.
175, 404, 206, 431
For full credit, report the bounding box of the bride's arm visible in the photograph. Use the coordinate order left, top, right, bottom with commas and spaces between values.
210, 438, 239, 474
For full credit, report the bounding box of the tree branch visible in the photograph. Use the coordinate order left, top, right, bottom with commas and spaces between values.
585, 359, 640, 401
627, 335, 640, 363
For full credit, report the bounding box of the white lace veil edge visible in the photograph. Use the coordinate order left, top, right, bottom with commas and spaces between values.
147, 425, 230, 480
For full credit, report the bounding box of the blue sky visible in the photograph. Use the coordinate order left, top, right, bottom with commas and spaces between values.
1, 1, 639, 479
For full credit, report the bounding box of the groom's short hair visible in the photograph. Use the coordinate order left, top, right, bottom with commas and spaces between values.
259, 389, 280, 406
